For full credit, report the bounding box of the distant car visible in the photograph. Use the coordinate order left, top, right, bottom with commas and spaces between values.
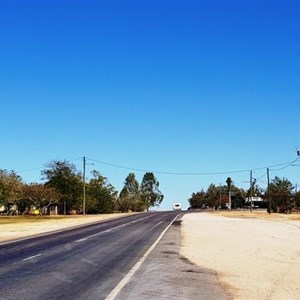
173, 203, 182, 211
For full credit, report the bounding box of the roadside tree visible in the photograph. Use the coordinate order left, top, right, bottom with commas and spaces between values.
205, 184, 219, 208
140, 172, 164, 210
232, 187, 247, 208
22, 183, 60, 214
42, 160, 83, 213
226, 177, 232, 191
87, 170, 117, 213
117, 173, 144, 212
0, 169, 23, 214
294, 190, 300, 211
267, 176, 294, 213
188, 190, 206, 209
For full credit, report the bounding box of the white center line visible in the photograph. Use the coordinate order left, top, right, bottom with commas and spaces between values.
75, 216, 152, 243
22, 254, 42, 261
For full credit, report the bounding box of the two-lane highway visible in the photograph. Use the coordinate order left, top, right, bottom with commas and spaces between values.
0, 212, 180, 300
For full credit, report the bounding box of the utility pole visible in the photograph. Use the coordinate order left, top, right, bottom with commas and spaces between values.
219, 185, 222, 210
250, 170, 253, 212
267, 168, 271, 214
83, 156, 86, 215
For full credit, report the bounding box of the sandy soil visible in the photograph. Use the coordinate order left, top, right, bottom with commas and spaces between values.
181, 212, 300, 300
0, 213, 133, 243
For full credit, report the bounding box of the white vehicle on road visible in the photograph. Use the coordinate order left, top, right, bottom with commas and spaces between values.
173, 203, 182, 211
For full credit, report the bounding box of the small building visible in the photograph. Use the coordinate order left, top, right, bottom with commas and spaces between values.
245, 196, 263, 203
244, 197, 264, 208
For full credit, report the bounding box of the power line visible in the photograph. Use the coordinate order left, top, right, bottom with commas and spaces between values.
14, 157, 83, 174
9, 156, 300, 178
269, 157, 300, 171
86, 157, 300, 176
15, 166, 44, 174
255, 172, 268, 181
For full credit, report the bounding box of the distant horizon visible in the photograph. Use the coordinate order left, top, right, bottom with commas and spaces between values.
7, 154, 300, 211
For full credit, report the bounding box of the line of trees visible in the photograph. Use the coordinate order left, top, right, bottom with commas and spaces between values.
0, 160, 164, 215
189, 176, 300, 213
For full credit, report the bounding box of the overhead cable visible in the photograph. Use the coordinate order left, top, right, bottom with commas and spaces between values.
86, 157, 300, 176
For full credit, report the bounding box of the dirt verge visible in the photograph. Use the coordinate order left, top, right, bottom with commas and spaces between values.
181, 212, 300, 300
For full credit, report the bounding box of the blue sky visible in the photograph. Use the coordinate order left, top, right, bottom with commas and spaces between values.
1, 0, 300, 210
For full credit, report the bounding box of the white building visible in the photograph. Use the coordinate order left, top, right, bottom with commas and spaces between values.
245, 196, 263, 203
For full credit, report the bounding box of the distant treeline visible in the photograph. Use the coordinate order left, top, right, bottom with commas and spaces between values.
189, 176, 300, 213
0, 160, 164, 215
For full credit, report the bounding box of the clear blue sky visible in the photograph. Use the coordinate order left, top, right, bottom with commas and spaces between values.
1, 0, 300, 210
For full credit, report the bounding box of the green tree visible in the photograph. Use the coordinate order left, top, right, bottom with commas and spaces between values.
267, 176, 294, 213
87, 170, 117, 213
118, 173, 143, 212
121, 173, 139, 194
232, 186, 247, 208
205, 184, 220, 208
140, 172, 164, 210
0, 169, 23, 214
188, 190, 206, 209
226, 177, 232, 191
294, 190, 300, 211
22, 183, 60, 214
42, 160, 83, 213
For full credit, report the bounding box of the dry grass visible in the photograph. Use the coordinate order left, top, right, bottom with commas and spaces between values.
0, 213, 135, 242
209, 210, 300, 221
0, 215, 76, 225
0, 213, 134, 225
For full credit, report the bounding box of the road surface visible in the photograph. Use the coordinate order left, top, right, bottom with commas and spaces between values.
0, 211, 231, 300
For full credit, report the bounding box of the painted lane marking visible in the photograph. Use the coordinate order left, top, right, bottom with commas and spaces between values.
0, 214, 150, 246
149, 221, 163, 230
22, 254, 42, 261
75, 238, 87, 243
75, 227, 123, 243
74, 216, 152, 243
105, 215, 179, 300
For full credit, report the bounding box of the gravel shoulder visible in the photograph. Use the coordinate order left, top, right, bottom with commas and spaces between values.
181, 211, 300, 300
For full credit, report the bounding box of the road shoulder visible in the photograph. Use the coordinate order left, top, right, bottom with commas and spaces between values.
116, 216, 232, 300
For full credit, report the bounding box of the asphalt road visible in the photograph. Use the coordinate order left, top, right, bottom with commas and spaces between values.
0, 211, 232, 300
0, 212, 178, 300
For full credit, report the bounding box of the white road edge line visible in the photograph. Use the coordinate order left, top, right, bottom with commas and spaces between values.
105, 214, 180, 300
22, 254, 42, 261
